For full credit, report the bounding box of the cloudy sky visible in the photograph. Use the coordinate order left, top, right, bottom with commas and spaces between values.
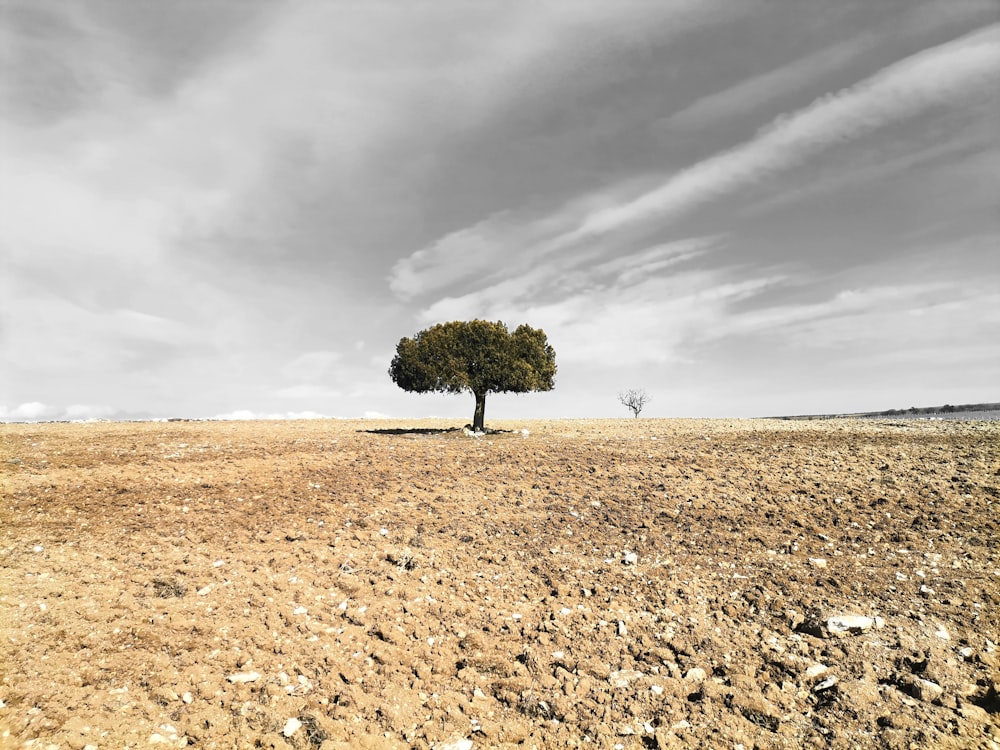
2, 0, 998, 422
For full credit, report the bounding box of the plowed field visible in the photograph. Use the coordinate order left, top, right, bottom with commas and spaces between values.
1, 418, 997, 749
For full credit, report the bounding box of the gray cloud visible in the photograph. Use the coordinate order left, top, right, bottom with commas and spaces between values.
0, 0, 281, 124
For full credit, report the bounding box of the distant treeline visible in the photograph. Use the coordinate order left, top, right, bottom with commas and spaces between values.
860, 402, 1000, 417
770, 402, 1000, 420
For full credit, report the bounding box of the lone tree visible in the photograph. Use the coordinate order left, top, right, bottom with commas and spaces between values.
619, 388, 650, 418
389, 320, 556, 432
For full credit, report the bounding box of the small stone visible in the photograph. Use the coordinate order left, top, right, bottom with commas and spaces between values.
808, 558, 827, 569
805, 663, 830, 679
826, 615, 874, 635
182, 692, 193, 703
684, 667, 707, 682
623, 552, 638, 565
650, 685, 664, 696
197, 585, 212, 596
909, 677, 944, 703
282, 717, 302, 737
227, 672, 261, 683
618, 621, 628, 636
292, 606, 307, 615
152, 686, 179, 703
813, 676, 838, 692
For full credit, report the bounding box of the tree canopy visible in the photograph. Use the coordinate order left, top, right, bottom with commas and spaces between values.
389, 320, 556, 431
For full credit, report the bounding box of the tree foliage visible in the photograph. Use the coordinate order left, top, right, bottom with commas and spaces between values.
389, 320, 556, 430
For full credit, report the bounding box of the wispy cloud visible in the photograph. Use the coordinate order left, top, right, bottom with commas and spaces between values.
392, 24, 999, 311
572, 24, 1000, 239
665, 34, 878, 132
665, 1, 999, 132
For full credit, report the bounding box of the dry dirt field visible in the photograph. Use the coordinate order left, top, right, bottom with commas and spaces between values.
1, 418, 998, 750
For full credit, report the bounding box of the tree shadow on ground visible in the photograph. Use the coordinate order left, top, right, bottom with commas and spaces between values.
358, 427, 464, 435
358, 426, 516, 436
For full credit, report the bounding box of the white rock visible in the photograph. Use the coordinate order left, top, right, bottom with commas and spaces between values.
617, 621, 628, 636
212, 559, 224, 567
934, 625, 950, 640
826, 615, 874, 635
684, 667, 707, 682
292, 606, 308, 615
805, 663, 830, 679
808, 557, 827, 569
226, 672, 261, 683
32, 545, 44, 553
813, 676, 838, 692
623, 552, 638, 565
283, 717, 302, 737
182, 692, 193, 704
197, 585, 212, 596
650, 685, 664, 696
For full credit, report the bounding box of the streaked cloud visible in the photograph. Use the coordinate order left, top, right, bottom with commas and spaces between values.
572, 24, 1000, 240
393, 23, 998, 314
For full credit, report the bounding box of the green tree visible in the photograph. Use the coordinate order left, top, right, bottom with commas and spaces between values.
389, 320, 556, 431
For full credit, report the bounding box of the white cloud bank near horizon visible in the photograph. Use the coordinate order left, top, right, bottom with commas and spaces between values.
1, 1, 997, 421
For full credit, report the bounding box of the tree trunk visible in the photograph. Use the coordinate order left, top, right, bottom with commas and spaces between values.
472, 391, 487, 432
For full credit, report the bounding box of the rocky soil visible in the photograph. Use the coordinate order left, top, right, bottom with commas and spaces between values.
1, 417, 998, 749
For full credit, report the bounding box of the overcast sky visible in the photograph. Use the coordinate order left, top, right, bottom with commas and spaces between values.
2, 0, 998, 422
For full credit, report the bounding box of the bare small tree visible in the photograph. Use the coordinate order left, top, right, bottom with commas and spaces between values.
618, 388, 650, 418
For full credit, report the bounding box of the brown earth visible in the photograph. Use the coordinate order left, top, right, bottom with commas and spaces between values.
1, 418, 998, 750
